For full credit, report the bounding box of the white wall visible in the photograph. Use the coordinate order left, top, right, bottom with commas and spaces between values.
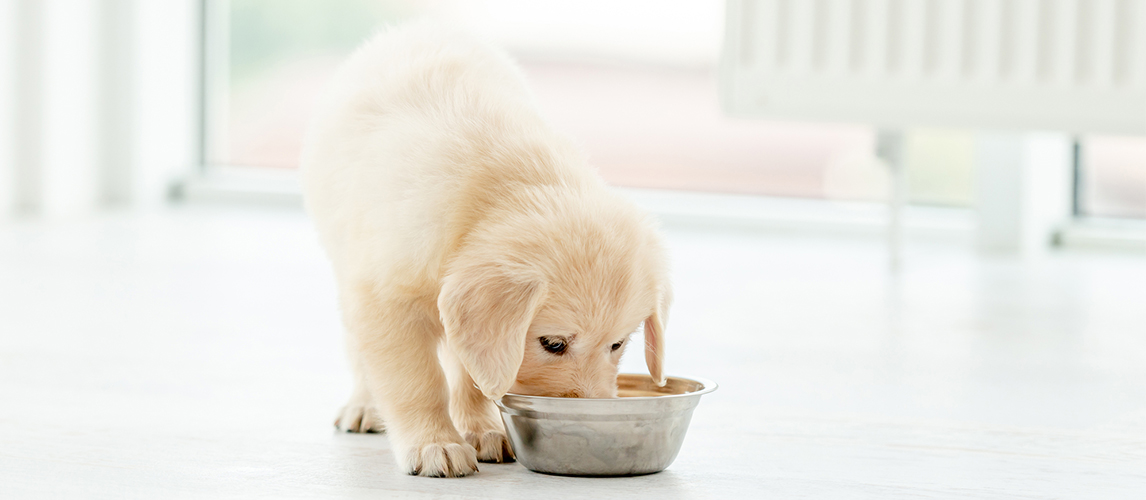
0, 0, 14, 215
41, 0, 100, 216
0, 0, 198, 220
134, 0, 199, 209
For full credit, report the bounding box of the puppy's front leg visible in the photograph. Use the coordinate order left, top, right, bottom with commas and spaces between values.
443, 348, 515, 463
346, 287, 478, 477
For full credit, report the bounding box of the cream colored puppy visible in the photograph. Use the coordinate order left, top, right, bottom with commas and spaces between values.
300, 24, 671, 478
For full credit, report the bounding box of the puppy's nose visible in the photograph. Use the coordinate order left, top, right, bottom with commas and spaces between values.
558, 389, 584, 398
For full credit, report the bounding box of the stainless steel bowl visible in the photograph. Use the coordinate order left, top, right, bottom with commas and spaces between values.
495, 374, 717, 476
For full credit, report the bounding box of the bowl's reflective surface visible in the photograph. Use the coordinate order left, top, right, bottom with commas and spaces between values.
496, 374, 717, 477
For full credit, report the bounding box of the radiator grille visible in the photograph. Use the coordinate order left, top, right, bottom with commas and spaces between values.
722, 0, 1146, 133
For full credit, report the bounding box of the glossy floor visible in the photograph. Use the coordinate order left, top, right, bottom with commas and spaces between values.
1, 206, 1143, 499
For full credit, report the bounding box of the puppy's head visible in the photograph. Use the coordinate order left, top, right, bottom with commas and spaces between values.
438, 191, 670, 400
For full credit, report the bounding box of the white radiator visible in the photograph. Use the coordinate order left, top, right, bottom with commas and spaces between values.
721, 0, 1146, 134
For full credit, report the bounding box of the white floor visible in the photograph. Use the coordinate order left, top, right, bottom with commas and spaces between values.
1, 206, 1144, 499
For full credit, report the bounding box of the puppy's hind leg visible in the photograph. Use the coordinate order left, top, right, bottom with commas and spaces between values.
346, 286, 478, 477
443, 348, 515, 463
334, 367, 385, 433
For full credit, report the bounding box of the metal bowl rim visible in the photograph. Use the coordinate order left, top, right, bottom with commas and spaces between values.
501, 373, 718, 403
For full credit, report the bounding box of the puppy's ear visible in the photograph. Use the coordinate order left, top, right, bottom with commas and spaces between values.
439, 265, 548, 400
644, 282, 672, 387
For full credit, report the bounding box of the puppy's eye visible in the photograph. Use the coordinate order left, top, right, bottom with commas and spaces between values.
539, 336, 567, 355
611, 340, 624, 352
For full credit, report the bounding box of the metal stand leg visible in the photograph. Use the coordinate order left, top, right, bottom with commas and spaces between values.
877, 130, 906, 273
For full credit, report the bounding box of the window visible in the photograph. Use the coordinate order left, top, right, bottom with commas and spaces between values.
204, 0, 413, 169
204, 0, 1144, 219
1081, 137, 1146, 219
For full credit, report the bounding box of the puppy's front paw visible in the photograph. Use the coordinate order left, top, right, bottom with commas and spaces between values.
402, 441, 479, 477
464, 429, 515, 463
334, 403, 385, 433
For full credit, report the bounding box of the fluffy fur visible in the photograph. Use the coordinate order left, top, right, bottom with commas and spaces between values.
300, 23, 672, 478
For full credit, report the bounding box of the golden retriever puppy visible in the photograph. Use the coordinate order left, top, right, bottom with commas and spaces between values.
300, 23, 671, 478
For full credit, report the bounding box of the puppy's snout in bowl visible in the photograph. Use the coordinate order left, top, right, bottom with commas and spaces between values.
496, 373, 717, 477
558, 385, 612, 399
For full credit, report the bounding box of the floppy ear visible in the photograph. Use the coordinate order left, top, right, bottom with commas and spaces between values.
644, 281, 672, 387
439, 265, 548, 400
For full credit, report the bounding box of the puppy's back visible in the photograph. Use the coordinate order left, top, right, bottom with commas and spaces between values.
301, 23, 584, 286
